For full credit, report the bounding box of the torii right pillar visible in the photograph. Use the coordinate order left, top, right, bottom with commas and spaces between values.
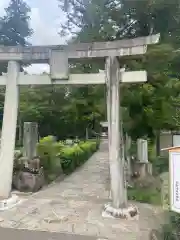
103, 56, 138, 218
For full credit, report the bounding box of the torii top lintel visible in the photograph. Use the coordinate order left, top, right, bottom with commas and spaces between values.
0, 34, 160, 63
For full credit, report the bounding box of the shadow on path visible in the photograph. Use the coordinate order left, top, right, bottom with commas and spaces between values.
0, 227, 98, 240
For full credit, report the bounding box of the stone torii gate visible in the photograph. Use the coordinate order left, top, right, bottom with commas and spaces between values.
0, 34, 159, 215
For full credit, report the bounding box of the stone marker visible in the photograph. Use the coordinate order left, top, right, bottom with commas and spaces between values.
23, 122, 38, 160
137, 138, 148, 163
132, 138, 152, 178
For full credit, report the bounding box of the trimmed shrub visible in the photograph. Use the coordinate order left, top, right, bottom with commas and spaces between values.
39, 135, 57, 144
37, 135, 64, 173
60, 145, 83, 173
89, 138, 100, 150
79, 141, 94, 158
37, 136, 99, 179
59, 140, 98, 174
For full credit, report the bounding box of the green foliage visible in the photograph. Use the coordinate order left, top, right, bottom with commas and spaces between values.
58, 0, 180, 141
120, 0, 180, 43
0, 0, 32, 126
161, 212, 180, 239
60, 140, 99, 174
151, 156, 169, 175
19, 85, 105, 139
148, 140, 157, 160
0, 0, 33, 46
1, 0, 180, 143
0, 0, 32, 74
39, 135, 57, 144
37, 136, 63, 173
79, 141, 97, 157
128, 186, 161, 205
160, 172, 169, 211
59, 0, 180, 44
37, 136, 99, 178
60, 145, 84, 172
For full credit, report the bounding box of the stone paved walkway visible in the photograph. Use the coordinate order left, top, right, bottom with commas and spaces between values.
0, 141, 164, 239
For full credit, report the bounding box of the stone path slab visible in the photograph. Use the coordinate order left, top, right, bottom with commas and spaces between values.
0, 141, 164, 239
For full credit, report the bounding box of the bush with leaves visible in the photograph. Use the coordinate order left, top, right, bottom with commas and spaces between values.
79, 141, 97, 157
159, 212, 180, 239
37, 136, 99, 177
37, 136, 64, 181
150, 156, 169, 175
60, 140, 99, 174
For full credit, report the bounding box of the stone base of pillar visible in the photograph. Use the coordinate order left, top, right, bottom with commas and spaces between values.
102, 202, 138, 219
0, 194, 21, 211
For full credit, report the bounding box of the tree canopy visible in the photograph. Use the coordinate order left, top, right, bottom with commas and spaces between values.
58, 0, 180, 140
0, 0, 32, 46
0, 0, 32, 74
1, 0, 180, 141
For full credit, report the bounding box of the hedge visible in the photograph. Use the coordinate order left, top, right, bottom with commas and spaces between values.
37, 136, 63, 171
37, 136, 100, 179
60, 140, 99, 174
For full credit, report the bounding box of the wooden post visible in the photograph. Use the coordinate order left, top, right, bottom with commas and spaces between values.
106, 56, 127, 208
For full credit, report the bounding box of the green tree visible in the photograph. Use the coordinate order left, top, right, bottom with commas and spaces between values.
119, 0, 180, 44
0, 0, 32, 74
0, 0, 32, 129
59, 0, 180, 42
0, 0, 32, 46
58, 0, 180, 140
121, 44, 180, 139
19, 84, 105, 139
59, 0, 120, 41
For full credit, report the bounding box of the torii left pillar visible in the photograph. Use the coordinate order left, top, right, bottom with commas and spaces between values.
0, 61, 20, 208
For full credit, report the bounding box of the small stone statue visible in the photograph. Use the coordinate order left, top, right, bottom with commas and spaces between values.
27, 156, 41, 171
13, 155, 45, 192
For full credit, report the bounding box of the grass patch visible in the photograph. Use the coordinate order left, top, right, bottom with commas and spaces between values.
128, 186, 161, 205
150, 156, 169, 175
128, 175, 161, 205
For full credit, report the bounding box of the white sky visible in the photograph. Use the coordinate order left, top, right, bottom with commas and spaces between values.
0, 0, 66, 74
